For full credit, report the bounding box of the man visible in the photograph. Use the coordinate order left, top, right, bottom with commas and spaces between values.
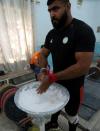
34, 0, 96, 131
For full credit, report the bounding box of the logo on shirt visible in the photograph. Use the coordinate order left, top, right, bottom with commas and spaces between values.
50, 39, 53, 43
62, 37, 68, 44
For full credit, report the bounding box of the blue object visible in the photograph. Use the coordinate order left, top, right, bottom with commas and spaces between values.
34, 66, 41, 75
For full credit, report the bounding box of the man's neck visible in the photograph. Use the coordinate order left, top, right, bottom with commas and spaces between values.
65, 15, 73, 27
55, 16, 73, 31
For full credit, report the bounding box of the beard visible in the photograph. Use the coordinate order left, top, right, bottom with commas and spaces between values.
51, 11, 68, 29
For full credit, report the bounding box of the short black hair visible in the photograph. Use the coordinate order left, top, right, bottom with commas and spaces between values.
47, 0, 70, 6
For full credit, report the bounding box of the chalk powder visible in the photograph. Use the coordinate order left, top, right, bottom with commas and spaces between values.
17, 82, 68, 113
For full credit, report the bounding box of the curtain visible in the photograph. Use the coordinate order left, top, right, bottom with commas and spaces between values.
0, 0, 35, 72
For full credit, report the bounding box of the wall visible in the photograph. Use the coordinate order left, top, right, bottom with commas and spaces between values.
71, 0, 100, 42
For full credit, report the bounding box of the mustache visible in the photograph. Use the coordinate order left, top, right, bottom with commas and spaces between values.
51, 17, 58, 21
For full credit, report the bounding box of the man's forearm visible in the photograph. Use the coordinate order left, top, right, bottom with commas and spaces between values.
55, 63, 89, 80
55, 52, 93, 81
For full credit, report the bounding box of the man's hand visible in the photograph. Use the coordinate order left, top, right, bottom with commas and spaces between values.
37, 72, 46, 81
36, 76, 51, 94
37, 68, 49, 81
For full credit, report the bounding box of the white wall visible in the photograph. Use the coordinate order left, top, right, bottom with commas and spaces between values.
33, 0, 52, 47
71, 0, 100, 42
33, 0, 100, 46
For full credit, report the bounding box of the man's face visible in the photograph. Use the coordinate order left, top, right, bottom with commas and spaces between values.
48, 1, 69, 29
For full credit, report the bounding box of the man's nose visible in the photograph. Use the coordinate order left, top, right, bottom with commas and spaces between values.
50, 11, 55, 17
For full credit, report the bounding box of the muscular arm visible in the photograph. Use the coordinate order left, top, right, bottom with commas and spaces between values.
55, 52, 94, 80
40, 47, 50, 58
37, 51, 94, 94
36, 47, 50, 68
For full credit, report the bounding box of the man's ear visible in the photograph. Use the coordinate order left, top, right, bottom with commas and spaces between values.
66, 2, 71, 10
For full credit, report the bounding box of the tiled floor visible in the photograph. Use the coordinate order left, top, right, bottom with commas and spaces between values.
0, 112, 100, 131
0, 113, 19, 131
0, 113, 82, 131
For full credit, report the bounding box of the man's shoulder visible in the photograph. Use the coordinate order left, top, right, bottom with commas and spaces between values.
46, 28, 56, 39
73, 18, 95, 38
47, 28, 55, 35
73, 18, 93, 32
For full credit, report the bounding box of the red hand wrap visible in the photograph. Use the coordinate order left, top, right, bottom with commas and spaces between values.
48, 72, 57, 83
